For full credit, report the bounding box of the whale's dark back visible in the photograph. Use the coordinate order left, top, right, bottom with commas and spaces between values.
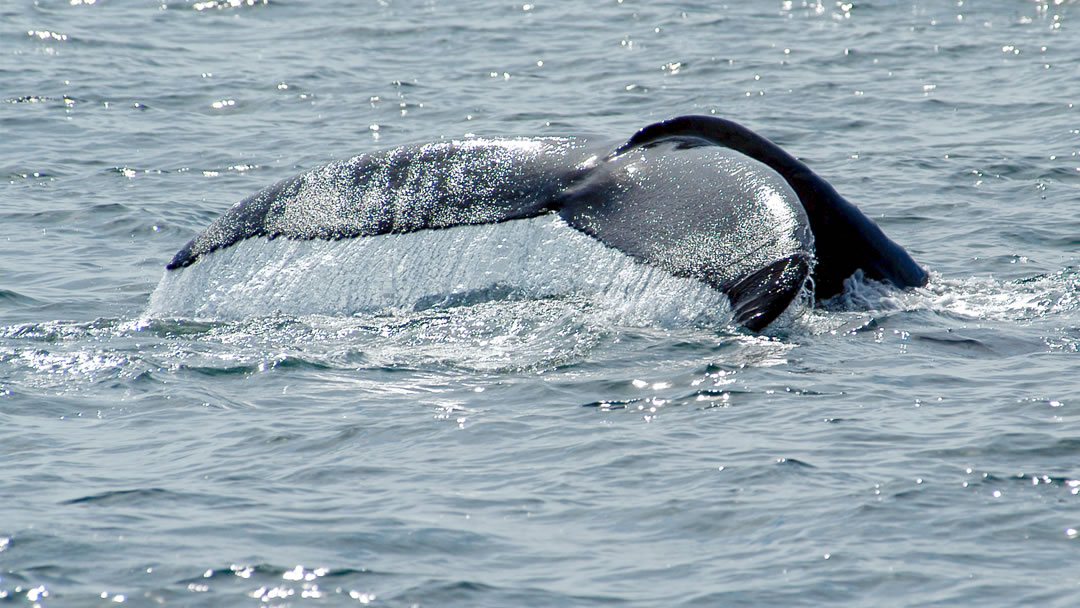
556, 139, 814, 330
614, 115, 928, 299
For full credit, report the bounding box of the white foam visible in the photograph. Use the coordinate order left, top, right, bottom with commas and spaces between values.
148, 215, 735, 328
921, 271, 1080, 322
806, 265, 1080, 332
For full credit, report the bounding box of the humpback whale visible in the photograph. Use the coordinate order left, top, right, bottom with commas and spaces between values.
163, 115, 926, 331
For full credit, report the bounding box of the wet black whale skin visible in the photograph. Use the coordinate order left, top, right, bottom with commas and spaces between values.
168, 116, 926, 331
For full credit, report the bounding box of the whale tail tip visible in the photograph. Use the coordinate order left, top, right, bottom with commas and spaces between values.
722, 253, 813, 331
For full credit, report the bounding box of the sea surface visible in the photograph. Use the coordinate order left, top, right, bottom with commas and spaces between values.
3, 1, 1080, 606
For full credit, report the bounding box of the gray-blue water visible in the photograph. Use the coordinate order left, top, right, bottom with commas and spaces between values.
4, 1, 1080, 605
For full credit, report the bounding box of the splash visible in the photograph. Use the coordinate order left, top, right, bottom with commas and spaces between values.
148, 215, 737, 329
816, 267, 1080, 326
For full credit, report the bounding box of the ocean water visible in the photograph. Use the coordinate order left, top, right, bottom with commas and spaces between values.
3, 0, 1080, 606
